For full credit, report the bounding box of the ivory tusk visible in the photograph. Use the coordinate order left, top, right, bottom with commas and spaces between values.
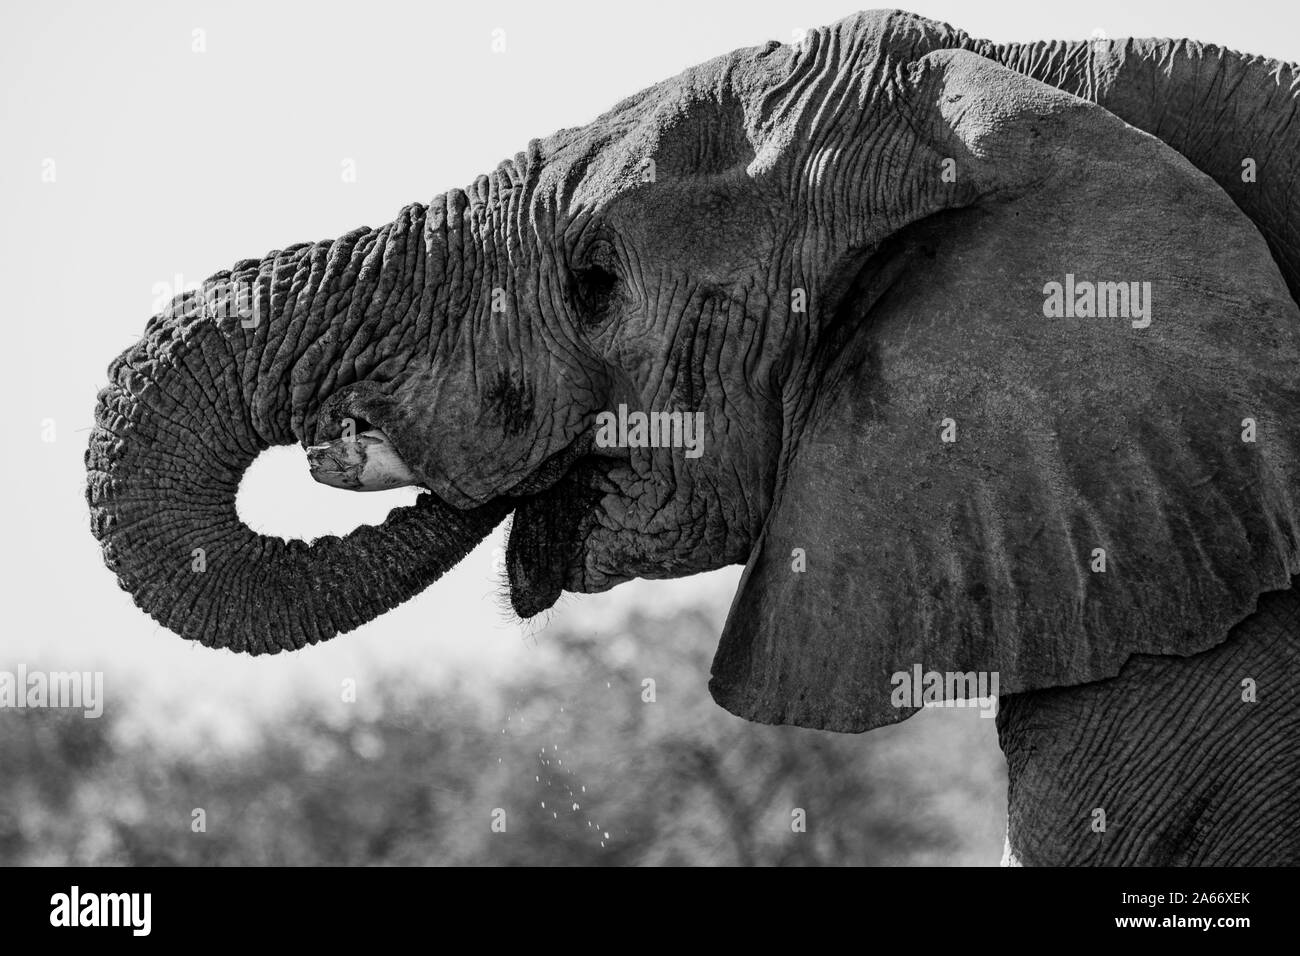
306, 429, 419, 491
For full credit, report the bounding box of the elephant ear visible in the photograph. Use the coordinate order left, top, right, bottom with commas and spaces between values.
710, 49, 1300, 733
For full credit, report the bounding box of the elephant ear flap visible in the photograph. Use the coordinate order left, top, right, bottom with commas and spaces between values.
710, 49, 1300, 733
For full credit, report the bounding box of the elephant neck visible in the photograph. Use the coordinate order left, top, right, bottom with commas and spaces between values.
996, 578, 1300, 865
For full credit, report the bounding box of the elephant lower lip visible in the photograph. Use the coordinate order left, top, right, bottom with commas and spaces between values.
503, 431, 597, 497
504, 458, 607, 618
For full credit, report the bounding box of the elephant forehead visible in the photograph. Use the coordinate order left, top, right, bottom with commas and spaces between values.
530, 54, 779, 217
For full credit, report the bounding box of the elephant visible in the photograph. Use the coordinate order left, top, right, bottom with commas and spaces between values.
87, 9, 1300, 865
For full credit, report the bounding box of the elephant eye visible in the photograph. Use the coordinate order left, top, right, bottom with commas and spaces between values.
571, 246, 620, 326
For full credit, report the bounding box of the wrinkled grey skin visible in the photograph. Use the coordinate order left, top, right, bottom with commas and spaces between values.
88, 10, 1300, 864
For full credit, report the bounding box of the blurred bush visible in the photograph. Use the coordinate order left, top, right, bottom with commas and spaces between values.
0, 607, 1005, 865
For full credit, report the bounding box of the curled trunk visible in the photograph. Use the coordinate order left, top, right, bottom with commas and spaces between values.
86, 202, 507, 653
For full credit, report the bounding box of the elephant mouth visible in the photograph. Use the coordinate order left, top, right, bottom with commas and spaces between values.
504, 457, 610, 617
306, 427, 612, 618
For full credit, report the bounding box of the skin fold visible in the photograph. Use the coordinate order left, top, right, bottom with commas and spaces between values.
87, 10, 1300, 864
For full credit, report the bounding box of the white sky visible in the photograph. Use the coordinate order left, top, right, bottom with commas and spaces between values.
2, 0, 1296, 734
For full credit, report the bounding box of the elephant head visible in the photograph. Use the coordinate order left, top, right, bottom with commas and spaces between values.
90, 9, 1300, 737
